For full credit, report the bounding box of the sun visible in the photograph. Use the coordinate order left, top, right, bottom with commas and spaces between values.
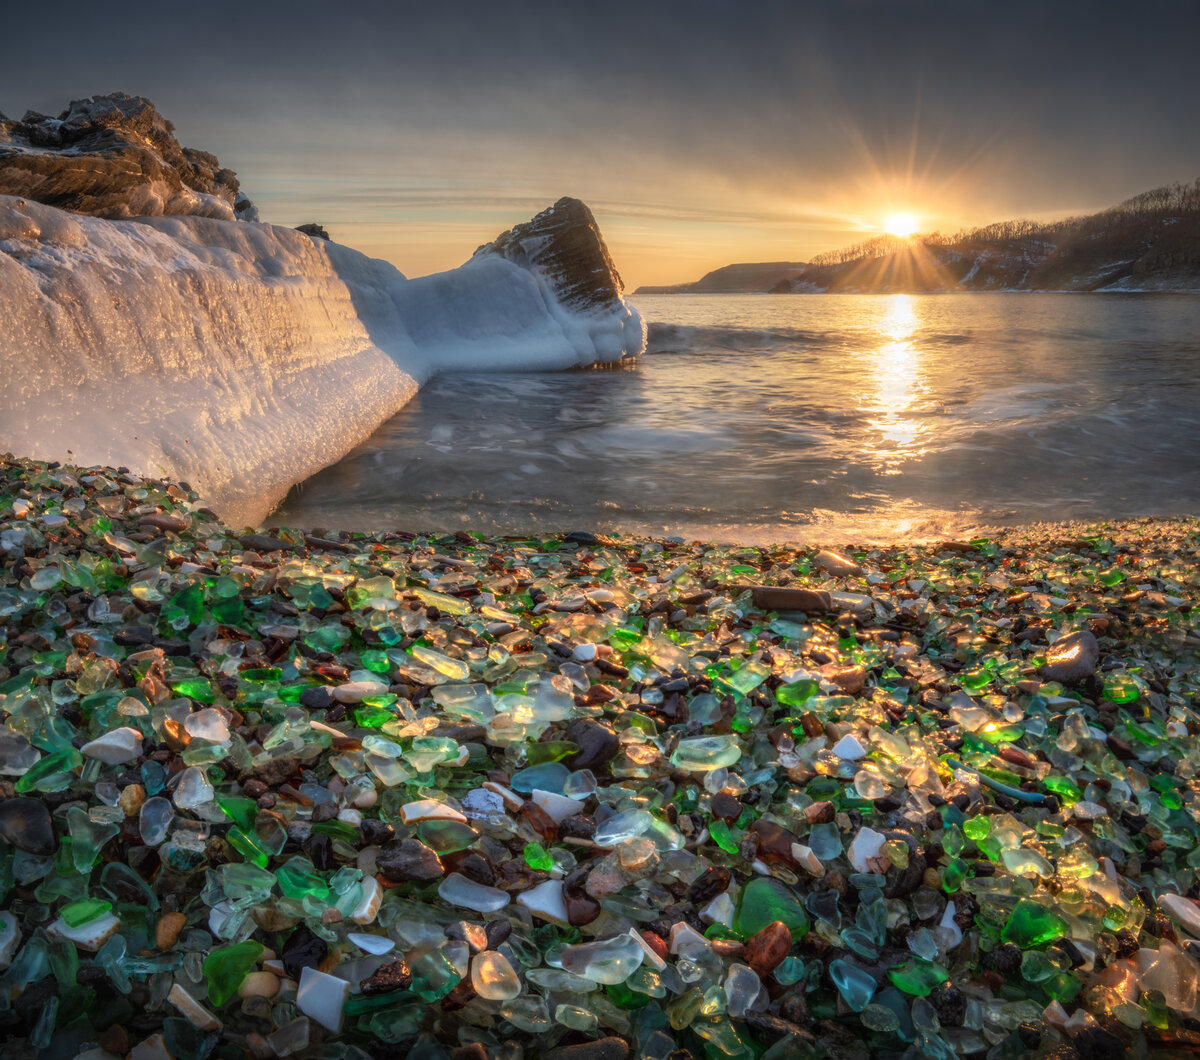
884, 212, 919, 238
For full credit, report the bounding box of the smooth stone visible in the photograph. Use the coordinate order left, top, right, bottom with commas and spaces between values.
167, 984, 221, 1031
746, 586, 834, 613
571, 642, 598, 662
156, 912, 187, 950
297, 966, 349, 1033
544, 1038, 630, 1060
848, 827, 888, 873
399, 798, 468, 825
1039, 631, 1100, 683
815, 549, 862, 576
332, 680, 389, 704
744, 920, 792, 977
564, 718, 620, 770
0, 797, 57, 855
239, 971, 280, 1000
81, 727, 143, 764
47, 912, 120, 951
437, 873, 511, 913
349, 876, 382, 924
532, 788, 586, 825
347, 932, 396, 956
517, 879, 571, 925
375, 838, 444, 881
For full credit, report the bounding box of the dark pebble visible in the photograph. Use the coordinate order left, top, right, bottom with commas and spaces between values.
299, 686, 335, 711
544, 1038, 630, 1060
564, 718, 619, 770
376, 838, 444, 881
686, 866, 732, 905
281, 924, 327, 978
0, 797, 57, 856
113, 624, 156, 646
360, 958, 412, 995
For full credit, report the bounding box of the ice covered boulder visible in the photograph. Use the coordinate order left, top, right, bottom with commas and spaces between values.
478, 196, 627, 316
0, 93, 256, 221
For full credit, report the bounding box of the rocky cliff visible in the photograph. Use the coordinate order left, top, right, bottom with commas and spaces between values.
0, 93, 257, 221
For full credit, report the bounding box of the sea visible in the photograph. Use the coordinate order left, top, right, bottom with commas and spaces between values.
275, 293, 1200, 543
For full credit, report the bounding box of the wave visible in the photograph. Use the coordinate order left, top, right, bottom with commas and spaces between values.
645, 321, 829, 355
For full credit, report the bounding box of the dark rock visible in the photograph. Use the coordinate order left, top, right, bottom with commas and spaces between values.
0, 93, 256, 220
478, 197, 629, 316
113, 624, 156, 647
1074, 1025, 1127, 1060
557, 814, 596, 840
563, 531, 600, 545
564, 719, 619, 771
1038, 631, 1099, 683
281, 924, 327, 978
986, 942, 1022, 976
0, 797, 57, 855
360, 957, 412, 995
299, 686, 335, 711
484, 919, 511, 950
295, 222, 330, 240
929, 984, 966, 1026
744, 586, 834, 613
710, 791, 743, 822
242, 755, 298, 788
686, 866, 732, 905
544, 1038, 630, 1060
743, 920, 791, 977
239, 533, 298, 553
376, 838, 444, 881
564, 889, 602, 926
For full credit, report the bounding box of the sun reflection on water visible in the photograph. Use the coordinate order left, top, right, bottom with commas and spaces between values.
865, 294, 929, 473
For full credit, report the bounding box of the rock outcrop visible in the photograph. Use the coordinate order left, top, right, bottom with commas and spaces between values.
295, 222, 330, 240
0, 93, 257, 221
477, 196, 626, 314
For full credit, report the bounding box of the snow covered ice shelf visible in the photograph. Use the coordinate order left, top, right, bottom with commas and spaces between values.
0, 195, 644, 525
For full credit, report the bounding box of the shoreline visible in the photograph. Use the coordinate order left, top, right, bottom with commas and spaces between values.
2, 452, 1199, 1057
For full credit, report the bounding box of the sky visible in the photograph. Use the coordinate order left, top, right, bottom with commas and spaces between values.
4, 0, 1199, 288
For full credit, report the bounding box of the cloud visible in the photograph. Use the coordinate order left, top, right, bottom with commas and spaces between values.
3, 0, 1198, 284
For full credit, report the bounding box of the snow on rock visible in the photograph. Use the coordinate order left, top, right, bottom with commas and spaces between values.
0, 93, 254, 221
0, 194, 645, 525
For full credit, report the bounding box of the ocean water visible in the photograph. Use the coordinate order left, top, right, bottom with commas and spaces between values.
275, 293, 1200, 542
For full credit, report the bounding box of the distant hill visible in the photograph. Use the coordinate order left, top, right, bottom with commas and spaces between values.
634, 180, 1200, 294
636, 261, 808, 294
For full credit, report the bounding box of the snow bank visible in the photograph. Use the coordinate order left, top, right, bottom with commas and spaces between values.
0, 196, 644, 525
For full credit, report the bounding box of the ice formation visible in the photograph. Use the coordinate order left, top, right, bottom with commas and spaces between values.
0, 195, 645, 524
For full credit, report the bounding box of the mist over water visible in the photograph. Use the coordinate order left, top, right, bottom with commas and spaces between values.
276, 293, 1200, 542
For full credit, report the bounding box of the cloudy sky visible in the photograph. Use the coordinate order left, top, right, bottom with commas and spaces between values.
5, 0, 1199, 286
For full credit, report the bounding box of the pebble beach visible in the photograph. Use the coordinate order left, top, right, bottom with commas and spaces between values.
2, 453, 1200, 1060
